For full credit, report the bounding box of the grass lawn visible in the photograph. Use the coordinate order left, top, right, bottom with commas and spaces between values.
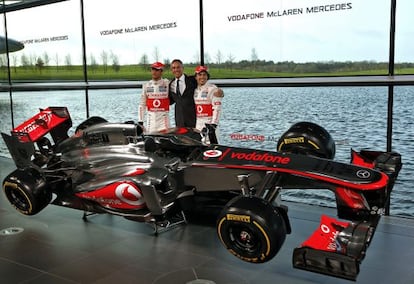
2, 65, 413, 82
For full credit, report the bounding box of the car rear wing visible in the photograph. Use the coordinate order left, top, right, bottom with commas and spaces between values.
2, 107, 72, 169
11, 107, 72, 144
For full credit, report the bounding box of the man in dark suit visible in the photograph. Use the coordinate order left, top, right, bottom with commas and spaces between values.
169, 59, 223, 128
169, 59, 197, 127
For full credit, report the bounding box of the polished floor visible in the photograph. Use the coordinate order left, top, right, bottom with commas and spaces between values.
1, 156, 414, 284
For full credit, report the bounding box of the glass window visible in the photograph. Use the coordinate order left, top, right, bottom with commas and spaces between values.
0, 14, 8, 83
10, 90, 87, 134
391, 86, 414, 216
395, 0, 414, 74
5, 0, 83, 82
0, 91, 12, 157
88, 88, 140, 122
1, 89, 85, 157
220, 86, 388, 154
83, 0, 199, 80
203, 0, 391, 77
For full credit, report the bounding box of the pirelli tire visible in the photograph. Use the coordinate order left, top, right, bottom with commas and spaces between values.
217, 196, 287, 263
2, 168, 52, 216
277, 121, 336, 159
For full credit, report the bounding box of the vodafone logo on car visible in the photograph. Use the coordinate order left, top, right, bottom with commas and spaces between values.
203, 149, 222, 158
77, 181, 146, 210
115, 183, 145, 206
20, 111, 53, 134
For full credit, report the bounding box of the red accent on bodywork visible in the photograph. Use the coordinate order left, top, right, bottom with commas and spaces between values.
82, 148, 90, 159
76, 181, 146, 210
176, 127, 189, 134
217, 148, 231, 161
351, 150, 375, 168
12, 107, 70, 142
123, 168, 146, 176
335, 187, 370, 209
301, 215, 350, 252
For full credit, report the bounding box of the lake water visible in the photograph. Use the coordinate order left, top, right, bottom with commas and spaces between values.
1, 86, 413, 217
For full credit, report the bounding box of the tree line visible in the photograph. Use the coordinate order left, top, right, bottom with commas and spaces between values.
1, 48, 413, 75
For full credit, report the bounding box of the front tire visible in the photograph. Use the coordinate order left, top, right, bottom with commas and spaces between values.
2, 168, 52, 215
217, 196, 287, 263
277, 121, 335, 159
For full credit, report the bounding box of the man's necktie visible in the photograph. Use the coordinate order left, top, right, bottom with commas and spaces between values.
176, 79, 181, 96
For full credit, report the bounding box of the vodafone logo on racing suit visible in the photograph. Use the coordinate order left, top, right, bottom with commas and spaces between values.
196, 104, 212, 117
152, 99, 161, 108
197, 105, 203, 114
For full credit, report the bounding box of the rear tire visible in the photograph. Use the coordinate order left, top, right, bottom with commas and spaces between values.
2, 168, 51, 215
277, 121, 335, 159
217, 196, 287, 263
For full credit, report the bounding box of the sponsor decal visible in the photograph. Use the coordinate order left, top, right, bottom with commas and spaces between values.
227, 3, 352, 22
152, 99, 161, 108
356, 169, 371, 179
77, 181, 145, 209
196, 104, 212, 116
226, 214, 250, 223
230, 151, 290, 165
283, 136, 305, 144
100, 22, 178, 36
13, 108, 70, 142
230, 133, 265, 142
21, 35, 69, 45
228, 249, 259, 263
115, 183, 145, 206
203, 149, 222, 158
301, 215, 350, 253
148, 93, 168, 98
228, 133, 293, 142
18, 111, 53, 134
146, 97, 169, 111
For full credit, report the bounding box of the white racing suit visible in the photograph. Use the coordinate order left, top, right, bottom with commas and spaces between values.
194, 82, 223, 143
139, 78, 170, 133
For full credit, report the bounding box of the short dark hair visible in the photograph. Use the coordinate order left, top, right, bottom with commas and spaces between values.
171, 59, 183, 65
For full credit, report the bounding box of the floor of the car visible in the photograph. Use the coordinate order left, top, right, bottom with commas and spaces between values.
1, 156, 414, 284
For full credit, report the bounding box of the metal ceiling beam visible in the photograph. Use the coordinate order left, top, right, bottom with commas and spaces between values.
1, 0, 67, 13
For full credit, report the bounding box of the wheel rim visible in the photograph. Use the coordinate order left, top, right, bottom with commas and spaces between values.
6, 187, 30, 211
229, 224, 259, 254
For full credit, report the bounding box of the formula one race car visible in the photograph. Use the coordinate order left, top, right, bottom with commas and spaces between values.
2, 107, 402, 281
